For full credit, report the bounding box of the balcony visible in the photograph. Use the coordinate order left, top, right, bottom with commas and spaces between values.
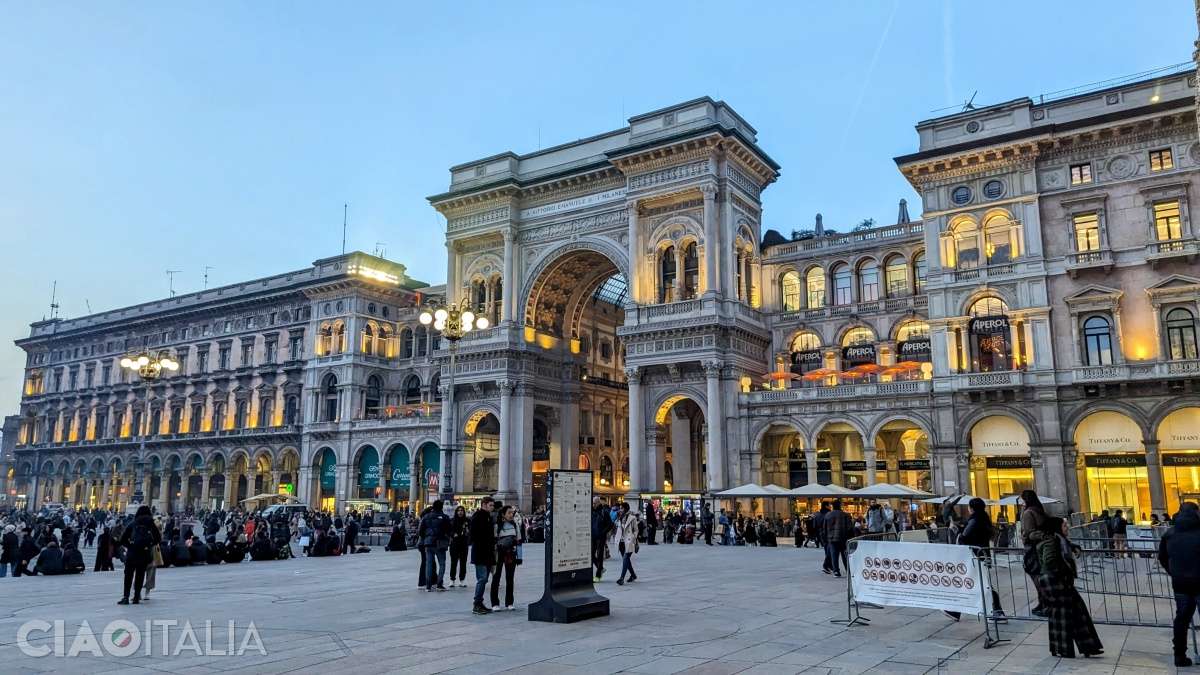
765, 222, 925, 259
1066, 249, 1114, 277
952, 263, 1015, 283
744, 379, 930, 404
955, 370, 1023, 388
1070, 359, 1200, 383
1146, 238, 1199, 265
775, 295, 927, 324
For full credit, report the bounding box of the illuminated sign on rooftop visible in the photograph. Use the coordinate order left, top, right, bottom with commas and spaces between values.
347, 264, 400, 285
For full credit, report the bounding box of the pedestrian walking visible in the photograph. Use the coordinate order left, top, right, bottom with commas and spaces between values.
469, 497, 496, 614
700, 503, 715, 545
0, 524, 18, 578
645, 506, 658, 545
1109, 509, 1129, 556
1027, 515, 1102, 658
1158, 501, 1200, 667
823, 500, 853, 577
449, 505, 470, 587
419, 501, 451, 592
490, 505, 522, 610
118, 505, 161, 605
944, 498, 1006, 622
613, 502, 639, 585
1020, 489, 1050, 616
591, 496, 613, 582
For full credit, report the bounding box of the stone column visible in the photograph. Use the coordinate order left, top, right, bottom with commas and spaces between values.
496, 380, 515, 500
224, 474, 236, 511
200, 472, 211, 511
625, 205, 639, 304
1145, 438, 1167, 513
647, 428, 665, 493
99, 479, 109, 510
1063, 445, 1081, 513
703, 360, 725, 490
671, 409, 692, 492
674, 249, 685, 300
439, 383, 454, 493
517, 389, 536, 510
625, 366, 644, 501
271, 470, 281, 495
805, 449, 818, 486
701, 185, 718, 296
864, 446, 878, 486
503, 228, 518, 323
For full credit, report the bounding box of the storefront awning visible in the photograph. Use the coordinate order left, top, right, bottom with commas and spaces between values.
715, 483, 790, 498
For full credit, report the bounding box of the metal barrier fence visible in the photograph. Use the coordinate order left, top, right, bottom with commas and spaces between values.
833, 532, 899, 627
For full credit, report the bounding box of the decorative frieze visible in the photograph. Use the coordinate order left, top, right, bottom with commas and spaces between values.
627, 160, 710, 191
448, 207, 510, 232
727, 168, 761, 198
517, 209, 626, 244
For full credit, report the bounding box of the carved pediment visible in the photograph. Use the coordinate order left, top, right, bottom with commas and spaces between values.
1147, 274, 1200, 292
1064, 284, 1123, 307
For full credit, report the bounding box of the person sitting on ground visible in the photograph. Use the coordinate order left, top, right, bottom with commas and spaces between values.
249, 530, 276, 561
171, 536, 192, 567
223, 535, 246, 563
61, 540, 86, 574
188, 537, 208, 565
34, 537, 65, 575
385, 524, 407, 551
206, 536, 224, 565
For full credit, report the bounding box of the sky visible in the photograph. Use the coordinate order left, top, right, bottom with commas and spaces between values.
0, 1, 1194, 417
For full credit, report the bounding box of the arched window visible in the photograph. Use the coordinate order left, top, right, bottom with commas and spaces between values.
841, 327, 877, 369
660, 245, 677, 303
379, 325, 394, 357
682, 243, 699, 299
212, 403, 226, 430
781, 271, 801, 312
599, 456, 614, 486
258, 397, 274, 427
832, 264, 852, 305
333, 322, 347, 353
858, 259, 879, 302
404, 375, 422, 405
365, 375, 383, 418
805, 267, 826, 308
951, 219, 980, 270
984, 213, 1015, 264
473, 279, 487, 315
492, 278, 503, 324
416, 327, 428, 357
664, 461, 673, 488
234, 400, 249, 429
578, 454, 591, 471
967, 298, 1013, 372
1166, 308, 1198, 361
896, 320, 932, 365
789, 331, 823, 376
884, 255, 908, 298
1082, 316, 1113, 366
401, 328, 414, 359
317, 324, 333, 356
284, 395, 299, 425
323, 375, 339, 422
431, 374, 442, 403
361, 323, 376, 355
913, 252, 927, 294
620, 456, 630, 488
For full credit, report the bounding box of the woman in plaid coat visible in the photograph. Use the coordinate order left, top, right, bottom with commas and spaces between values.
1027, 517, 1103, 658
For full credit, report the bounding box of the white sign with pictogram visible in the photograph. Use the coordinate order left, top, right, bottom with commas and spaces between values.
850, 541, 990, 615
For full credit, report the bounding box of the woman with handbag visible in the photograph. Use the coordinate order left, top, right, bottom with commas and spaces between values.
490, 505, 522, 610
142, 517, 165, 600
1028, 516, 1103, 658
449, 506, 470, 587
613, 502, 639, 585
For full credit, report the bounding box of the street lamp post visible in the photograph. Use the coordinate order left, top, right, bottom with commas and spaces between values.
119, 351, 179, 506
420, 299, 488, 505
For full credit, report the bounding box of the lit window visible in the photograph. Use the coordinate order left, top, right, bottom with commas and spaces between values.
781, 271, 801, 311
1154, 201, 1182, 242
805, 267, 826, 308
1070, 164, 1093, 185
1073, 213, 1100, 252
682, 243, 699, 299
1166, 308, 1198, 361
858, 260, 879, 302
1150, 149, 1174, 172
832, 264, 852, 305
913, 252, 927, 294
884, 256, 908, 298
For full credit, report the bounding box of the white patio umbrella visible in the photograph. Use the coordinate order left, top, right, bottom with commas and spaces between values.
886, 483, 936, 498
993, 494, 1062, 506
848, 484, 924, 500
784, 483, 855, 498
715, 483, 780, 498
918, 494, 995, 505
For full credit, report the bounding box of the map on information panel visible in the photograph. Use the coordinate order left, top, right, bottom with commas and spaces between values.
551, 472, 593, 573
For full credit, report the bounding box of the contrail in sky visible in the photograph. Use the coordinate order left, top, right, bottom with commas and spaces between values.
838, 0, 901, 151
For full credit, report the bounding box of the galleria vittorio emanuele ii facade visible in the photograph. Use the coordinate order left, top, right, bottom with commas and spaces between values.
5, 65, 1200, 522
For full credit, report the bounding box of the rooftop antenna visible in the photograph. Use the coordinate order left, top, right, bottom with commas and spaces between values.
342, 203, 348, 255
167, 270, 182, 297
373, 242, 387, 258
49, 280, 60, 320
85, 299, 92, 314
204, 266, 213, 290
930, 91, 981, 114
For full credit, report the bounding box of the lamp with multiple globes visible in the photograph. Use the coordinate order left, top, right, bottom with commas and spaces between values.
120, 351, 180, 505
418, 299, 489, 503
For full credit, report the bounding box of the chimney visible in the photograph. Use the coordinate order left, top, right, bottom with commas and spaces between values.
897, 199, 911, 224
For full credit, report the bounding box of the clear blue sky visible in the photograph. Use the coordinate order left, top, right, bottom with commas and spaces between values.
0, 1, 1193, 416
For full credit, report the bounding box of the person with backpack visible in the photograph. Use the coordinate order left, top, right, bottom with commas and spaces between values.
591, 496, 614, 582
118, 505, 161, 605
1158, 501, 1200, 667
1020, 490, 1049, 617
490, 505, 523, 610
418, 500, 451, 592
1110, 509, 1129, 556
823, 500, 853, 577
469, 497, 496, 614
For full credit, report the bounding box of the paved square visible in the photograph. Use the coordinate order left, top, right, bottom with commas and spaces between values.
0, 542, 1188, 673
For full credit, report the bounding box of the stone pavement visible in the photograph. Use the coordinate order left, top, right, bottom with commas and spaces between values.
0, 540, 1192, 674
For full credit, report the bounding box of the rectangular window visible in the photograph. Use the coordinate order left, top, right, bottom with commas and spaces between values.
218, 347, 230, 370
85, 368, 94, 389
68, 370, 78, 390
101, 362, 111, 385
1150, 148, 1174, 172
580, 410, 592, 441
190, 403, 204, 432
1154, 201, 1183, 243
53, 370, 62, 392
197, 350, 209, 372
602, 413, 613, 446
240, 343, 253, 366
95, 413, 107, 439
1072, 213, 1101, 252
289, 338, 302, 360
176, 353, 187, 374
265, 341, 277, 363
1070, 164, 1092, 185
985, 229, 1012, 265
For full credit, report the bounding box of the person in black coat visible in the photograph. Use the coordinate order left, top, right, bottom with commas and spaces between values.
118, 506, 161, 604
1, 524, 19, 577
1160, 503, 1200, 666
385, 525, 407, 551
62, 541, 85, 574
172, 538, 192, 567
34, 538, 65, 575
18, 527, 40, 577
343, 518, 359, 555
468, 497, 496, 614
448, 506, 470, 587
249, 531, 275, 561
188, 538, 208, 565
206, 538, 225, 565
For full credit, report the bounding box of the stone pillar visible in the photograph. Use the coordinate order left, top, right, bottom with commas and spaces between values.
504, 228, 518, 323
99, 479, 109, 510
1145, 438, 1167, 514
626, 205, 639, 304
558, 397, 580, 471
671, 409, 692, 492
1063, 445, 1082, 514
703, 360, 726, 491
439, 383, 454, 494
446, 241, 458, 306
864, 446, 878, 486
517, 389, 536, 511
271, 470, 281, 495
625, 367, 645, 501
224, 474, 236, 511
648, 428, 667, 493
496, 380, 515, 500
805, 449, 818, 486
200, 472, 211, 511
701, 185, 718, 296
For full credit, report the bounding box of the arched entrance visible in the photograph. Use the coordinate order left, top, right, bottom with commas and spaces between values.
519, 244, 629, 510
385, 444, 411, 511
1160, 407, 1200, 515
874, 420, 931, 493
816, 422, 867, 490
417, 442, 441, 506
1075, 410, 1147, 521
464, 412, 500, 495
967, 415, 1033, 502
639, 397, 706, 516
209, 453, 227, 511
315, 448, 337, 512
